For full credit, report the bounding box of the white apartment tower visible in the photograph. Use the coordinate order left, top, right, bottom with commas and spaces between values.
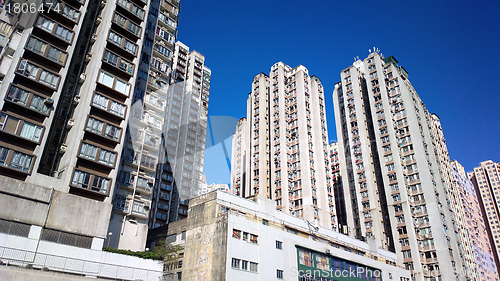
230, 117, 250, 197
333, 52, 466, 280
108, 0, 180, 250
231, 62, 336, 230
149, 41, 211, 228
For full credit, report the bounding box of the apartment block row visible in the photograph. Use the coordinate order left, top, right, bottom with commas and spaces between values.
0, 0, 211, 276
152, 190, 410, 281
230, 53, 499, 281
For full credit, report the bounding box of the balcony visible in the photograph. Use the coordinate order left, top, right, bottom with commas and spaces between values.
0, 145, 34, 174
107, 30, 138, 57
91, 92, 127, 119
121, 173, 153, 195
132, 130, 160, 151
70, 169, 111, 196
116, 0, 145, 21
0, 112, 44, 144
102, 50, 135, 76
15, 60, 60, 90
25, 36, 67, 66
113, 198, 149, 218
4, 85, 51, 116
112, 12, 141, 39
85, 116, 122, 143
34, 15, 74, 44
77, 141, 117, 168
44, 0, 81, 23
97, 70, 131, 97
124, 150, 157, 172
134, 111, 163, 131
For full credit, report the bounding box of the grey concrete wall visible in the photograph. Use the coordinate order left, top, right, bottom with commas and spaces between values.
182, 192, 228, 281
0, 175, 112, 238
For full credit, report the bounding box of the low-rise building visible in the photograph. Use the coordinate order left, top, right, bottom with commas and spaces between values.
157, 190, 410, 281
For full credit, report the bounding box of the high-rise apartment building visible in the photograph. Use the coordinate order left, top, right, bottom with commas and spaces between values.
230, 117, 250, 197
468, 160, 500, 273
107, 0, 181, 250
231, 62, 336, 230
328, 142, 347, 234
333, 52, 467, 280
452, 160, 498, 280
0, 0, 166, 273
148, 41, 211, 228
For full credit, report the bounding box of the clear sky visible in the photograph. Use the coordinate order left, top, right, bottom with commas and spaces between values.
177, 0, 500, 184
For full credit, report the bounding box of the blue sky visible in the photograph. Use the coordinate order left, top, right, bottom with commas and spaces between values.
177, 0, 500, 184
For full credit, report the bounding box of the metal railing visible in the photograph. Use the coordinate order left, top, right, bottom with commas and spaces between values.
0, 245, 162, 281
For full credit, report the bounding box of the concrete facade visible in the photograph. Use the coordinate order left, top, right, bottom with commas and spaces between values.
452, 160, 498, 280
329, 141, 348, 234
231, 62, 336, 230
332, 52, 469, 280
107, 0, 180, 251
155, 190, 410, 281
468, 160, 500, 276
230, 117, 250, 197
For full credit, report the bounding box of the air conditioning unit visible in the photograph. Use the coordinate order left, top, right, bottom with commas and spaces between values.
79, 74, 86, 83
90, 34, 97, 43
60, 143, 68, 153
45, 98, 54, 105
100, 0, 106, 7
96, 16, 102, 25
85, 53, 91, 62
325, 249, 331, 255
67, 119, 75, 128
73, 95, 81, 105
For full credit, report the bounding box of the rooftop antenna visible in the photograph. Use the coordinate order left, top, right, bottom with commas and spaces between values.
306, 220, 319, 234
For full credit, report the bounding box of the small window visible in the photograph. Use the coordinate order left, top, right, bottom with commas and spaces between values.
277, 269, 284, 279
231, 258, 240, 269
276, 240, 283, 250
250, 262, 258, 273
232, 229, 241, 239
250, 234, 258, 244
166, 234, 176, 243
241, 260, 248, 270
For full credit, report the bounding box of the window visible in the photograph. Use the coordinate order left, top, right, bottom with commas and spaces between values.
9, 151, 33, 172
232, 229, 241, 239
17, 60, 60, 88
5, 85, 50, 115
250, 262, 258, 273
53, 23, 73, 43
72, 170, 91, 188
250, 234, 258, 244
97, 71, 130, 96
79, 142, 98, 160
277, 269, 284, 279
231, 258, 240, 269
0, 146, 8, 166
20, 122, 43, 142
98, 148, 116, 166
166, 234, 176, 243
26, 36, 67, 65
62, 4, 80, 22
241, 260, 248, 270
72, 170, 110, 194
276, 240, 282, 249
